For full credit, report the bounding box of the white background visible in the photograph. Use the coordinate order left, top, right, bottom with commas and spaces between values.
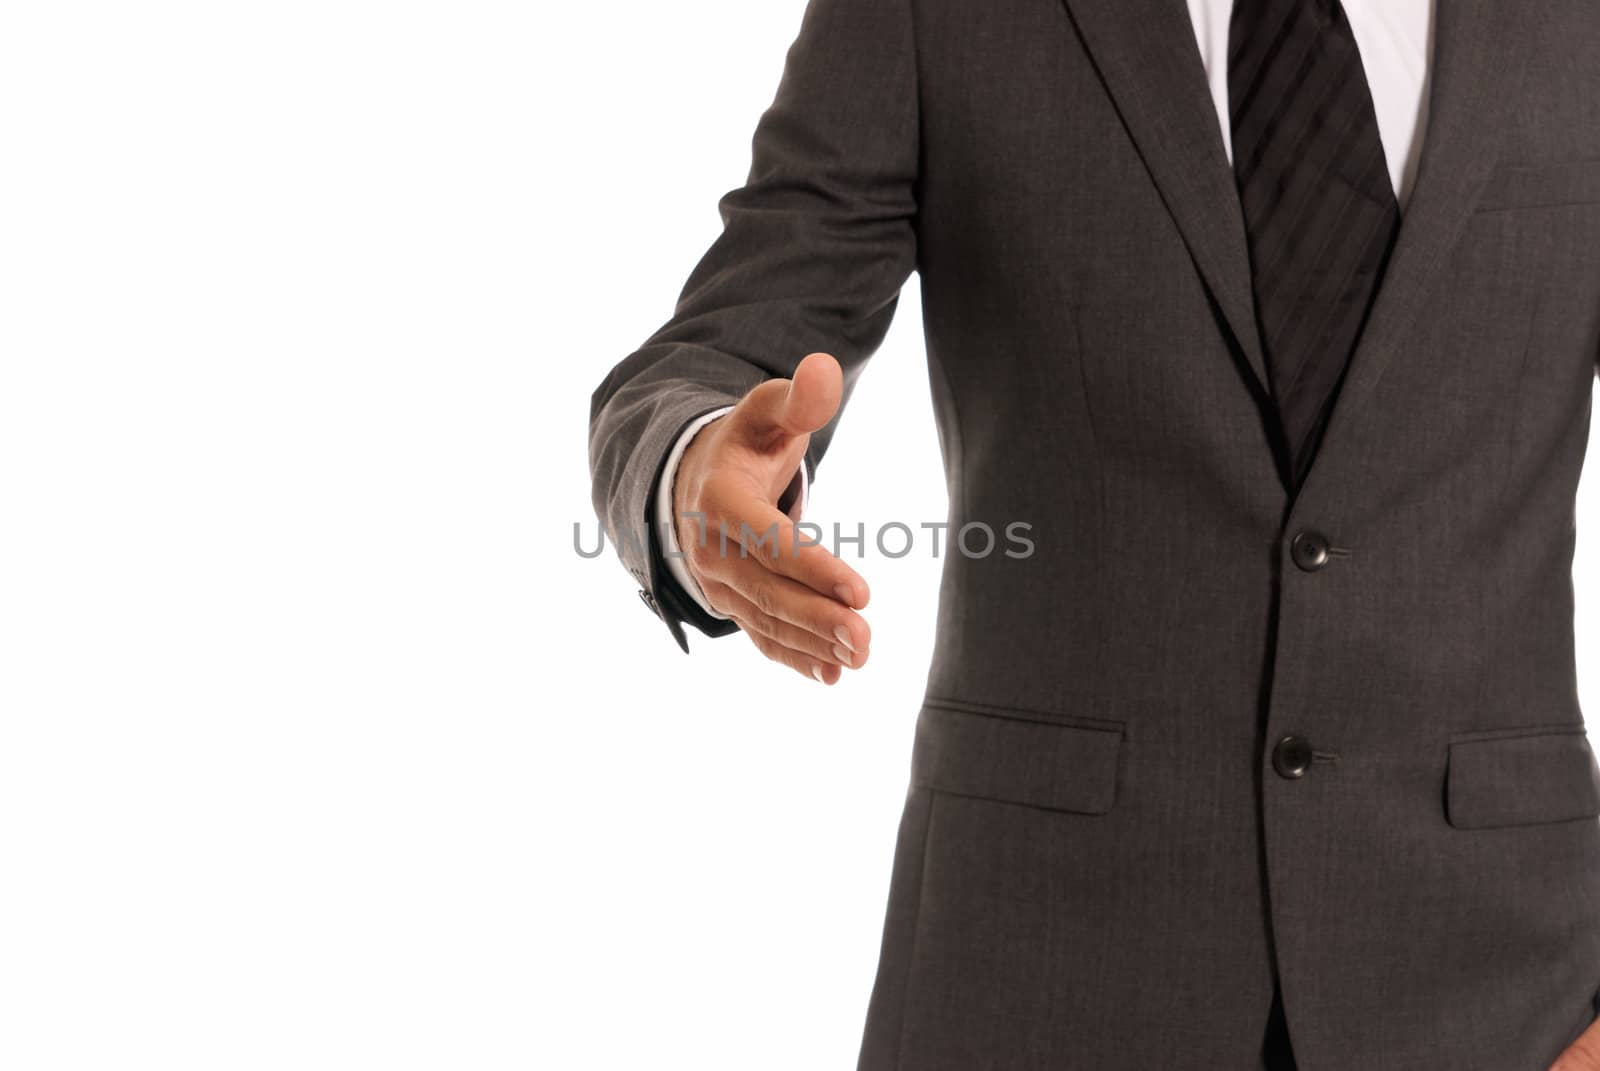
0, 2, 1595, 1069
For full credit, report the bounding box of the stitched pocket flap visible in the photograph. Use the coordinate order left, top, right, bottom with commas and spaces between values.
912, 700, 1123, 815
1445, 727, 1600, 830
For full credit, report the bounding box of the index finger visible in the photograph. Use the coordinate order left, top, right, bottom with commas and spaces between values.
712, 494, 869, 609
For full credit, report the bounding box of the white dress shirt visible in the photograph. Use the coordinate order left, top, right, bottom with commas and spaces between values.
658, 0, 1434, 619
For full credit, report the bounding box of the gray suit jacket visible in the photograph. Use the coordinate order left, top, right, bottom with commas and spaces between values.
589, 0, 1600, 1066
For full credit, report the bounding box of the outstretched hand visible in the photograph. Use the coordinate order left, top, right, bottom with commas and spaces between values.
671, 353, 870, 684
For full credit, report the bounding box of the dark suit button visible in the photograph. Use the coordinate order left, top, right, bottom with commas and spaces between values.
1290, 530, 1331, 572
637, 588, 661, 618
1272, 735, 1315, 779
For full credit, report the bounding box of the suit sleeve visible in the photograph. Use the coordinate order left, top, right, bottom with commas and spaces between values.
587, 0, 921, 651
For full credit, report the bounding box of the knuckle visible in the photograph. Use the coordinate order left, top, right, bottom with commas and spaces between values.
687, 538, 718, 571
751, 583, 780, 618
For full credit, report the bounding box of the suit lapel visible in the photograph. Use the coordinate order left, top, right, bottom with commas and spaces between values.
1059, 0, 1272, 401
1061, 0, 1530, 492
1299, 0, 1531, 497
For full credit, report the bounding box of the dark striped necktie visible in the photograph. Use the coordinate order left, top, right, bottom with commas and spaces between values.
1228, 0, 1401, 489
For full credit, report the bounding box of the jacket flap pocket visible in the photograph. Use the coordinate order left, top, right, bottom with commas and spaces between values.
1445, 727, 1600, 830
1475, 158, 1600, 212
912, 700, 1123, 815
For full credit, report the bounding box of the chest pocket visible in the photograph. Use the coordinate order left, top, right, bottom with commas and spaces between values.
1475, 158, 1600, 213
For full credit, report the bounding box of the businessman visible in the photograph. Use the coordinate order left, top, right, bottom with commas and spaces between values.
589, 0, 1600, 1067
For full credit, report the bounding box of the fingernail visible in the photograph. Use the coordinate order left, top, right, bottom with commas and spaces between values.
834, 584, 856, 607
811, 664, 826, 684
833, 625, 856, 653
832, 645, 853, 667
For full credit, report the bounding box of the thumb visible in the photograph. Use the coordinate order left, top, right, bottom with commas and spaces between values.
729, 352, 844, 449
776, 352, 844, 436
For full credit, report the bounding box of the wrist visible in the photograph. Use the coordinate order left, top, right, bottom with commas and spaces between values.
671, 415, 725, 573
